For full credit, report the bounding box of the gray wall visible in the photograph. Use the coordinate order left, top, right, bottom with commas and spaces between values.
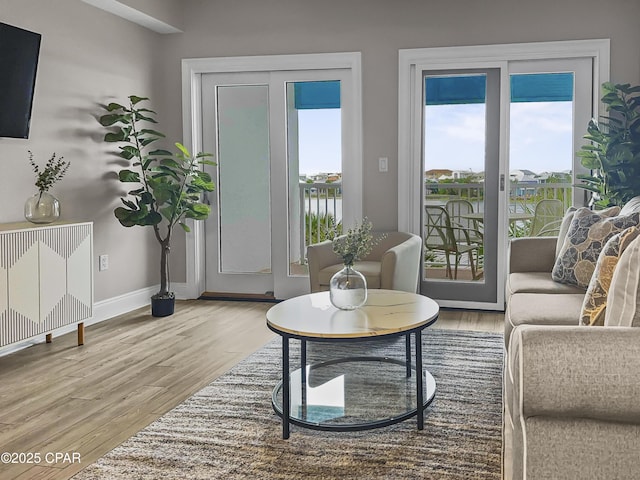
0, 0, 165, 301
158, 0, 640, 241
1, 0, 639, 300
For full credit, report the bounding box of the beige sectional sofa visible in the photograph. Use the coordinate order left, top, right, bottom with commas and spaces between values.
503, 197, 640, 479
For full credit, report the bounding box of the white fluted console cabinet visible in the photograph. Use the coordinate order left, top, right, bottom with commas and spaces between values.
0, 221, 93, 348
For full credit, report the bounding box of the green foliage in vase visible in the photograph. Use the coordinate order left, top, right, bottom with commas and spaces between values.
98, 95, 216, 298
577, 82, 640, 207
28, 151, 70, 194
330, 217, 381, 266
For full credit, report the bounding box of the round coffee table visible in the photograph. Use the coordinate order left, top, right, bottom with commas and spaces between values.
266, 289, 439, 439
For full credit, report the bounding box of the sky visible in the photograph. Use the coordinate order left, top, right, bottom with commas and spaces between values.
296, 101, 574, 176
423, 102, 573, 174
297, 109, 342, 175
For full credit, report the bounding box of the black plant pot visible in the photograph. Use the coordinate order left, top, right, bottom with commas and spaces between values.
151, 295, 175, 317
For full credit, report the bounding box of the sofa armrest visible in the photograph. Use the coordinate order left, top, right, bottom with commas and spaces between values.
509, 325, 640, 423
380, 234, 422, 292
307, 240, 341, 292
508, 237, 558, 273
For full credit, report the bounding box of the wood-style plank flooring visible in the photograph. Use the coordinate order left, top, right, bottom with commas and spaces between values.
0, 299, 503, 480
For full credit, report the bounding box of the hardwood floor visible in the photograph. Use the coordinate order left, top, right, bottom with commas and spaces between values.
0, 299, 503, 480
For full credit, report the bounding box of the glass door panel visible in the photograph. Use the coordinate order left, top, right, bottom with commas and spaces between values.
421, 70, 501, 304
202, 73, 274, 296
423, 75, 486, 283
285, 80, 342, 277
217, 85, 271, 274
201, 68, 357, 299
270, 69, 353, 299
508, 59, 593, 238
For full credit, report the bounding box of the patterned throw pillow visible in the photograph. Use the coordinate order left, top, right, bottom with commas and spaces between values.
552, 207, 640, 288
605, 234, 640, 327
555, 207, 577, 259
554, 206, 619, 260
580, 226, 640, 326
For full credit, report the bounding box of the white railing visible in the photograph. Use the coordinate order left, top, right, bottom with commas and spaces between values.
297, 180, 572, 265
299, 182, 342, 264
425, 181, 573, 213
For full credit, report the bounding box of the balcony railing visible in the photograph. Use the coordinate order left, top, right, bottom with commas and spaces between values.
425, 181, 572, 213
299, 182, 342, 264
298, 180, 573, 266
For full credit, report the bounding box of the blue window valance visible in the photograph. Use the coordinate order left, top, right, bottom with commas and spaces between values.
424, 73, 574, 106
294, 81, 341, 109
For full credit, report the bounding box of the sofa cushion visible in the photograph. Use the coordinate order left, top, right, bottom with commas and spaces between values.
555, 206, 577, 259
318, 261, 381, 288
552, 207, 640, 289
507, 272, 585, 296
619, 195, 640, 215
605, 234, 640, 327
505, 293, 585, 346
581, 226, 640, 326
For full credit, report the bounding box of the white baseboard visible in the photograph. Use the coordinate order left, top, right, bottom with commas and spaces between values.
0, 283, 193, 358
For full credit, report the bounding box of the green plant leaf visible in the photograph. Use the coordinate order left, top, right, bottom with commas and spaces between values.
179, 222, 191, 233
99, 114, 124, 127
120, 198, 137, 209
143, 211, 163, 225
114, 207, 138, 227
160, 158, 182, 169
139, 137, 159, 147
140, 129, 165, 138
148, 149, 173, 157
106, 102, 126, 112
104, 129, 128, 142
134, 112, 158, 123
118, 169, 140, 182
175, 142, 190, 157
140, 191, 154, 204
129, 95, 149, 105
119, 146, 139, 160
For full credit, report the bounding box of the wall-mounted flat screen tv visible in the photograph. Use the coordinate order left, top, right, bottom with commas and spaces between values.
0, 22, 41, 139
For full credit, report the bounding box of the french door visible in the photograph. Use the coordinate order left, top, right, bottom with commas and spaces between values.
399, 41, 608, 309
200, 66, 359, 299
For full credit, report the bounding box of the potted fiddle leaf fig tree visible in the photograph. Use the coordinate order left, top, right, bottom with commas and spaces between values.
99, 95, 215, 317
577, 82, 640, 208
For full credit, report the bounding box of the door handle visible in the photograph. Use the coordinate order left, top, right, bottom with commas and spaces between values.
500, 174, 505, 192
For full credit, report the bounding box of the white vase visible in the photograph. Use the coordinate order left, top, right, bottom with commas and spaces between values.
24, 192, 60, 224
329, 264, 367, 310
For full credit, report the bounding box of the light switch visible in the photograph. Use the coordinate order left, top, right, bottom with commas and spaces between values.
378, 157, 388, 173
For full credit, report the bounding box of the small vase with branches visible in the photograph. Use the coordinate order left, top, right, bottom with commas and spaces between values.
24, 151, 70, 224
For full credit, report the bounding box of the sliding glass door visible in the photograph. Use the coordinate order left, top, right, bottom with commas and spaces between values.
422, 69, 501, 304
399, 42, 605, 309
200, 68, 358, 299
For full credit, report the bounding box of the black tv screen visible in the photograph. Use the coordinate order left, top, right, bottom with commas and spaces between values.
0, 22, 41, 139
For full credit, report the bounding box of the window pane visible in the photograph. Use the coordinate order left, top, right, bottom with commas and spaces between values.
217, 85, 271, 274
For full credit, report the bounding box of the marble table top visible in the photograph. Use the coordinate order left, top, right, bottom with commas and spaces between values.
266, 289, 440, 339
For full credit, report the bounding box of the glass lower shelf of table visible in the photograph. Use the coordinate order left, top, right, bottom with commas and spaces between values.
271, 356, 437, 432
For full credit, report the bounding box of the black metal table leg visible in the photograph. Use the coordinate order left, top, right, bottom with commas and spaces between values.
301, 339, 307, 385
405, 334, 412, 378
282, 336, 290, 439
301, 339, 307, 420
415, 329, 424, 430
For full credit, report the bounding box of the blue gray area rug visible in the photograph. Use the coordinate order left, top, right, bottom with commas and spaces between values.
73, 329, 503, 479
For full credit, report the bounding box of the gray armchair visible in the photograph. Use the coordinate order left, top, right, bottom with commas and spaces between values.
307, 231, 422, 293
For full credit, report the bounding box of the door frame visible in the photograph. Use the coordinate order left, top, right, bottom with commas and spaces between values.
181, 52, 363, 298
398, 39, 610, 310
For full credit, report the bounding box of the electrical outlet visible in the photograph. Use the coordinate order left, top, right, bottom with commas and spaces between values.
99, 254, 109, 271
